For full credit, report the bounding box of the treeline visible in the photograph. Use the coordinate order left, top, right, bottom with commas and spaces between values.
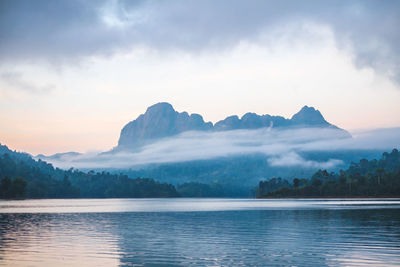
258, 149, 400, 198
0, 144, 178, 199
0, 177, 27, 199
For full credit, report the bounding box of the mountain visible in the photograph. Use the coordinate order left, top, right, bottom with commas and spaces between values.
116, 103, 347, 150
214, 105, 335, 130
117, 102, 213, 149
36, 152, 82, 161
290, 106, 332, 127
0, 143, 36, 164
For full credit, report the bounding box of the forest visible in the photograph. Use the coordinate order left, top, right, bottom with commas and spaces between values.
258, 149, 400, 198
0, 144, 178, 199
2, 142, 400, 199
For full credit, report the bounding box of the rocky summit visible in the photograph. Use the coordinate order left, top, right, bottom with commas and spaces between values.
117, 103, 213, 149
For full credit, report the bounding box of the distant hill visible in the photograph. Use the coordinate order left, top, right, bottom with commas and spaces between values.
36, 151, 82, 161
116, 103, 348, 150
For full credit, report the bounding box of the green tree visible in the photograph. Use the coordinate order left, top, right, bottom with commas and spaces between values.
293, 178, 300, 188
10, 177, 27, 198
376, 168, 384, 185
0, 177, 12, 198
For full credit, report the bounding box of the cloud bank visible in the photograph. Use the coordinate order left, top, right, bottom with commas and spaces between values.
39, 127, 400, 169
1, 0, 400, 81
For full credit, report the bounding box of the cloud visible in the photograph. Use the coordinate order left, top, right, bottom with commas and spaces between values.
0, 0, 399, 81
298, 127, 400, 151
0, 71, 55, 94
37, 127, 400, 169
267, 152, 343, 169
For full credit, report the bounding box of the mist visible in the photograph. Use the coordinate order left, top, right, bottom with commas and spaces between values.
38, 127, 400, 170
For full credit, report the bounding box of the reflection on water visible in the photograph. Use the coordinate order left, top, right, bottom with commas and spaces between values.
1, 199, 400, 266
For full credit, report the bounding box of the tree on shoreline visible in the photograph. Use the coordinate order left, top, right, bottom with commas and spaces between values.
0, 177, 27, 199
258, 149, 400, 198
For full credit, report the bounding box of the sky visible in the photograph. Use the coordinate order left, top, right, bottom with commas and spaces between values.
1, 0, 400, 155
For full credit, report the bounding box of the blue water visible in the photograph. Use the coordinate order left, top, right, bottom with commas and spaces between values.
1, 198, 400, 266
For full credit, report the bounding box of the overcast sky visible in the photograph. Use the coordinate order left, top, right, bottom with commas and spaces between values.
1, 0, 400, 155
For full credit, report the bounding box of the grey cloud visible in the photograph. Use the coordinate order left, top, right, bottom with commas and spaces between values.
0, 0, 399, 81
38, 127, 400, 169
0, 71, 55, 93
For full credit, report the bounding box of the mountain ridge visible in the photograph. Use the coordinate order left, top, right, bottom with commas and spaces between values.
116, 102, 347, 150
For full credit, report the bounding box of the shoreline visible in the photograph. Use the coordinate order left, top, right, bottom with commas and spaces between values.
258, 196, 400, 199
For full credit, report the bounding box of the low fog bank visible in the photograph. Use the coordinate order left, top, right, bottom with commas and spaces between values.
36, 127, 400, 170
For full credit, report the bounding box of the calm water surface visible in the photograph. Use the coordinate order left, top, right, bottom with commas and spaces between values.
1, 198, 400, 266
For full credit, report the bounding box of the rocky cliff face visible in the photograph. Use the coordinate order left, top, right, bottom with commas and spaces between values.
118, 103, 212, 149
117, 103, 345, 150
214, 113, 290, 130
214, 105, 333, 131
290, 105, 331, 126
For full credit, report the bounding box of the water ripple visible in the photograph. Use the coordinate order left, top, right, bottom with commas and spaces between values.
0, 198, 399, 266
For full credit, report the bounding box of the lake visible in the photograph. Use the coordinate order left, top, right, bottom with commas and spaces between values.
1, 198, 400, 266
